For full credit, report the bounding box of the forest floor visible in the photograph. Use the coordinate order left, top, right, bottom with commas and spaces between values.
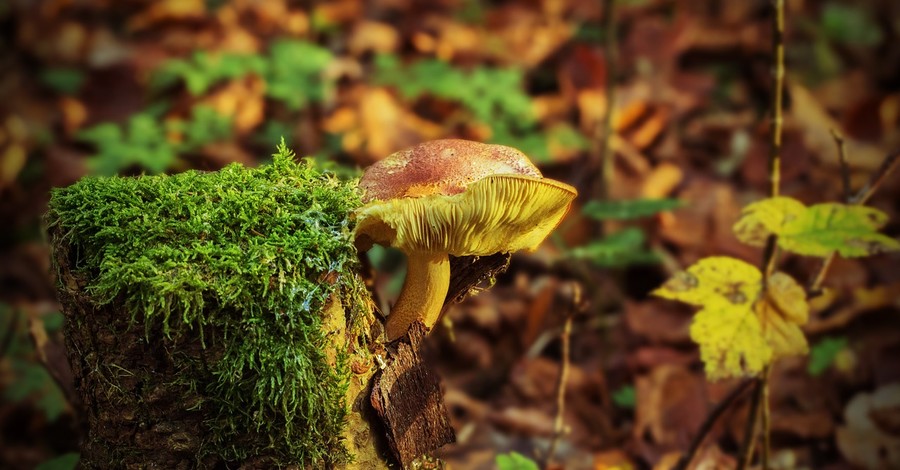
1, 1, 899, 469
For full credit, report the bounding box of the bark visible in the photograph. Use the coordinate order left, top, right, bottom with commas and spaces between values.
371, 321, 455, 466
55, 240, 220, 468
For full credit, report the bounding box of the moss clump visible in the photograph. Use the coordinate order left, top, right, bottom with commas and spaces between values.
47, 142, 369, 466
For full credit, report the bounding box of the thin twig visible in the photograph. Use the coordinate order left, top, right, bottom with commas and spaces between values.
544, 283, 580, 469
769, 0, 785, 198
0, 308, 21, 360
830, 129, 851, 201
751, 3, 785, 468
601, 0, 616, 201
591, 0, 617, 235
850, 150, 900, 205
761, 367, 772, 470
674, 379, 754, 470
737, 378, 764, 470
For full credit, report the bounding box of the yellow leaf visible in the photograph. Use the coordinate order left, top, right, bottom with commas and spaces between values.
766, 272, 809, 325
733, 196, 806, 247
690, 300, 771, 380
652, 256, 761, 307
779, 203, 900, 257
756, 273, 809, 360
654, 257, 811, 380
654, 257, 767, 379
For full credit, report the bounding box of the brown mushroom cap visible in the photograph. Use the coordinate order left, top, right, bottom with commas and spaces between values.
359, 139, 542, 202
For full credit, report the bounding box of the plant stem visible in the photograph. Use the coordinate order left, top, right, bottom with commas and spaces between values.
769, 0, 785, 198
0, 308, 20, 360
830, 129, 851, 201
592, 0, 617, 235
761, 367, 772, 470
544, 283, 580, 468
737, 377, 764, 470
850, 150, 900, 206
674, 379, 754, 470
752, 2, 785, 466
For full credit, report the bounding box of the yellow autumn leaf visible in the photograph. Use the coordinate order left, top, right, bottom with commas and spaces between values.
653, 257, 810, 380
652, 256, 761, 307
734, 197, 900, 257
690, 299, 771, 380
733, 196, 807, 247
766, 271, 809, 324
756, 272, 809, 359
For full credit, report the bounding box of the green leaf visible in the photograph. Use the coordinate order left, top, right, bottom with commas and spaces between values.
779, 203, 900, 257
808, 336, 849, 376
43, 311, 65, 332
612, 385, 636, 409
496, 452, 540, 470
35, 453, 80, 470
583, 198, 682, 220
734, 197, 900, 257
39, 68, 86, 95
821, 2, 882, 46
568, 227, 659, 267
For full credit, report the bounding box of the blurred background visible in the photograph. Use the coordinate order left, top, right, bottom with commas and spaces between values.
2, 0, 900, 468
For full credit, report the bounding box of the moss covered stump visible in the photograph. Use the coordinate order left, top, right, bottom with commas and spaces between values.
46, 144, 383, 468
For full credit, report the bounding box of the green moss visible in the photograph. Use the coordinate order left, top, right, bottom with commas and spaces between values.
46, 141, 368, 465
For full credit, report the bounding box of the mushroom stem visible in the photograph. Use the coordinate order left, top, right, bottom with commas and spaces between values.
384, 251, 450, 341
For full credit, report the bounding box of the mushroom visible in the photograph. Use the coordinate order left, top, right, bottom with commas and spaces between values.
354, 139, 577, 341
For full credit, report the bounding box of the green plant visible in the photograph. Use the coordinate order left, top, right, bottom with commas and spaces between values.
35, 453, 79, 470
39, 67, 86, 95
151, 39, 334, 108
496, 451, 540, 470
808, 336, 849, 376
612, 385, 636, 409
0, 306, 68, 422
81, 39, 336, 176
151, 52, 267, 96
77, 106, 232, 175
567, 198, 681, 267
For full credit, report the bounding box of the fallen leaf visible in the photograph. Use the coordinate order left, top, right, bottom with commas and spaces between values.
198, 76, 266, 134
128, 0, 206, 31
349, 21, 400, 56
836, 383, 900, 469
790, 83, 886, 170
641, 162, 684, 199
329, 87, 444, 163
634, 365, 707, 449
59, 96, 88, 135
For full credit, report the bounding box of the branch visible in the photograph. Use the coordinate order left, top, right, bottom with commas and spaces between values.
544, 282, 582, 468
673, 379, 754, 470
591, 0, 618, 235
737, 377, 765, 470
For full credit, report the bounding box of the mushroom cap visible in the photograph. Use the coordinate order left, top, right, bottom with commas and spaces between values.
354, 140, 577, 255
359, 139, 542, 202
